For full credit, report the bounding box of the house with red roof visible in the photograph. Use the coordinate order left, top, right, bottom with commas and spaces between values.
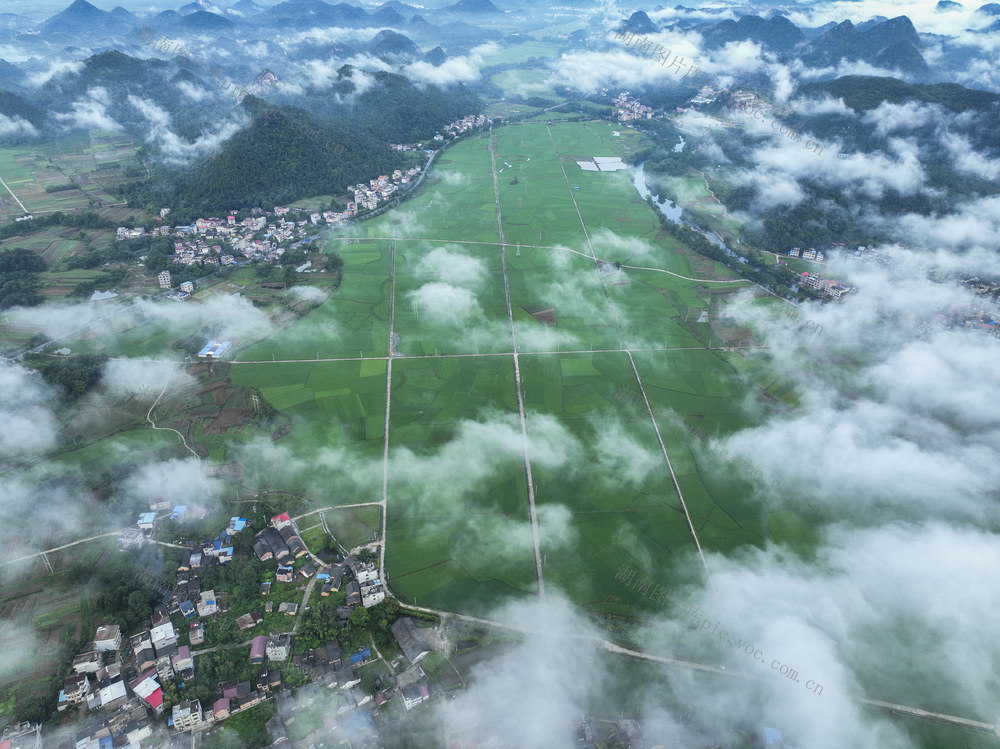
130, 670, 163, 712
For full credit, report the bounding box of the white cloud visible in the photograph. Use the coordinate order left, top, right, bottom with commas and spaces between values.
0, 113, 37, 138
127, 94, 246, 165
54, 87, 121, 132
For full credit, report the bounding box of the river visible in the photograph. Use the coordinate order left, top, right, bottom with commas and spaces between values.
631, 161, 736, 256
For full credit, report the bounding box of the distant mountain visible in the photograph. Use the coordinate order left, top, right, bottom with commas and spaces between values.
408, 14, 437, 35
442, 0, 502, 14
935, 0, 963, 9
423, 46, 447, 66
622, 10, 656, 34
797, 75, 1000, 113
0, 90, 45, 128
38, 0, 136, 37
369, 6, 406, 28
976, 2, 1000, 13
253, 0, 369, 28
0, 60, 27, 91
179, 0, 226, 14
377, 0, 421, 18
179, 10, 236, 30
0, 13, 33, 34
152, 9, 184, 27
702, 15, 805, 53
800, 16, 928, 77
367, 30, 419, 59
873, 40, 929, 76
33, 50, 177, 126
228, 0, 265, 14
439, 20, 502, 41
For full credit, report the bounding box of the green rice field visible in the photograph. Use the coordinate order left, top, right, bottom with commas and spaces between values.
25, 116, 785, 625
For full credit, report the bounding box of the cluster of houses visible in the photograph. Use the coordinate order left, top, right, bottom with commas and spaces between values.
62, 500, 448, 746
252, 512, 308, 563
612, 91, 654, 122
433, 113, 488, 141
729, 90, 774, 116
252, 513, 386, 609
116, 210, 319, 270
797, 272, 851, 299
786, 247, 825, 262
59, 613, 191, 746
66, 514, 253, 728
349, 167, 422, 212
689, 84, 719, 106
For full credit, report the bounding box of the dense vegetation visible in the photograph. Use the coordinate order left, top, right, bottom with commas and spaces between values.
121, 105, 398, 214
650, 199, 807, 296
0, 212, 113, 244
297, 596, 401, 654
0, 248, 47, 308
79, 554, 163, 635
798, 75, 1000, 114
23, 353, 108, 399
118, 69, 482, 214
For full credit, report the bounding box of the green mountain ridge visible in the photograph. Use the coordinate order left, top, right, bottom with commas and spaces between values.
797, 75, 1000, 113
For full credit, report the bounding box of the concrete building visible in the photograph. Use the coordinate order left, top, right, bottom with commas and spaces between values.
93, 624, 121, 652
150, 621, 177, 653
197, 590, 217, 618
171, 700, 204, 730
63, 673, 91, 706
266, 633, 291, 662
71, 651, 103, 674
157, 270, 171, 289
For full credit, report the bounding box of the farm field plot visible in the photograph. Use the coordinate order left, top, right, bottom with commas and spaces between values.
505, 244, 626, 353
385, 355, 535, 614
239, 239, 391, 361
489, 69, 560, 100
0, 135, 132, 222
229, 358, 387, 497
391, 239, 511, 356
311, 505, 382, 550
493, 122, 589, 249
659, 172, 743, 241
481, 41, 562, 66
355, 135, 499, 245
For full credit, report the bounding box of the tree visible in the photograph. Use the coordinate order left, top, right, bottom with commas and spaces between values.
348, 606, 370, 630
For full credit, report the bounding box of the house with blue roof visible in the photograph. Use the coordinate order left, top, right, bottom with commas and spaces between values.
349, 647, 371, 666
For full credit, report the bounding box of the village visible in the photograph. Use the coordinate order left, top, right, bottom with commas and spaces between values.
50, 507, 441, 749
111, 113, 488, 278
113, 165, 423, 273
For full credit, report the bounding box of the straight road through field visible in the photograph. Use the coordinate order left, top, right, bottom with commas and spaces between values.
489, 126, 546, 597
545, 122, 714, 586
379, 229, 396, 583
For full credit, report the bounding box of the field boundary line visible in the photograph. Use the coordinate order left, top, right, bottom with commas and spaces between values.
545, 122, 713, 586
490, 126, 545, 597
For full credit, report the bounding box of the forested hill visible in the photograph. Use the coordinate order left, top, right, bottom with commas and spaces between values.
121, 72, 482, 214
797, 75, 1000, 113
351, 71, 480, 142
123, 104, 398, 214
